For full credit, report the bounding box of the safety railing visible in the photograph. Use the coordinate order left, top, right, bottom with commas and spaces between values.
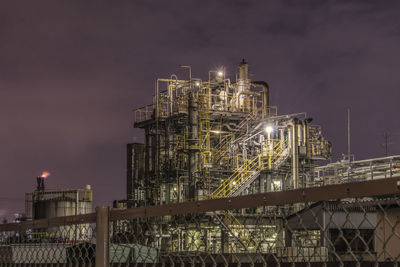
311, 155, 400, 187
261, 139, 289, 169
212, 139, 289, 199
211, 154, 261, 198
309, 138, 332, 160
134, 91, 277, 125
183, 132, 200, 150
133, 104, 154, 124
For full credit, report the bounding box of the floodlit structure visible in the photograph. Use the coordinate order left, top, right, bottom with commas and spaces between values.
130, 60, 331, 206
126, 60, 335, 252
125, 60, 400, 254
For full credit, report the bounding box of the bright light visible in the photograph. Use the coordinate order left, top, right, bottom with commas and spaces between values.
217, 71, 223, 77
40, 171, 51, 178
265, 125, 274, 134
195, 82, 200, 86
233, 181, 237, 185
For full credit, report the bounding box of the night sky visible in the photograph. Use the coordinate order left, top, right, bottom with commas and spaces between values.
1, 0, 399, 220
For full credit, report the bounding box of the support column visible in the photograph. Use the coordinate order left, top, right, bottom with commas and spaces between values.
258, 172, 267, 213
221, 228, 229, 253
285, 228, 292, 248
276, 219, 285, 248
266, 173, 272, 192
96, 206, 110, 267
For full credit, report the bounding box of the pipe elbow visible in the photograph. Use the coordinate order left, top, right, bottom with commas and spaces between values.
252, 81, 269, 90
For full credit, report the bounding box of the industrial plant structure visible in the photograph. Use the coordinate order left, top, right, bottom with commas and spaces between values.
125, 60, 331, 252
123, 60, 400, 257
129, 60, 331, 205
24, 174, 93, 242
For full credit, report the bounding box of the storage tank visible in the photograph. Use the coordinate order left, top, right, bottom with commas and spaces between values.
33, 191, 92, 219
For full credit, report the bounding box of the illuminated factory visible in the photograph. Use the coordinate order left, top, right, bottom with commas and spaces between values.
129, 60, 331, 206
122, 60, 400, 255
123, 60, 338, 253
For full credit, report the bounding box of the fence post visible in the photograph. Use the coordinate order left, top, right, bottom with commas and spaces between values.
96, 206, 110, 267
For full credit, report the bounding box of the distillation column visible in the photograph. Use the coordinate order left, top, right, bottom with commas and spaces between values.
236, 59, 250, 110
188, 93, 199, 199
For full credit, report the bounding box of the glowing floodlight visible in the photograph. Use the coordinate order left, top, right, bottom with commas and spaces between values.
217, 71, 224, 77
265, 125, 274, 134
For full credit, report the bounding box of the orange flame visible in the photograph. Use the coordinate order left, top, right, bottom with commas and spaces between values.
40, 171, 51, 178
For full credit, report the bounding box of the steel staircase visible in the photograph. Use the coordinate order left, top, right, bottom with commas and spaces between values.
209, 139, 290, 252
211, 139, 289, 199
211, 154, 261, 198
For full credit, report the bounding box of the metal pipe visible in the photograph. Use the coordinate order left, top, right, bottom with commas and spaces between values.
347, 108, 351, 161
251, 81, 270, 118
304, 119, 311, 158
180, 65, 192, 90
208, 72, 213, 109
75, 190, 79, 240
291, 120, 299, 189
169, 75, 178, 114
155, 80, 159, 181
221, 123, 237, 131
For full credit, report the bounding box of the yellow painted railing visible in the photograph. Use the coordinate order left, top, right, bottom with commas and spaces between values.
209, 138, 289, 252
261, 139, 289, 169
211, 154, 261, 198
183, 132, 200, 150
212, 139, 289, 199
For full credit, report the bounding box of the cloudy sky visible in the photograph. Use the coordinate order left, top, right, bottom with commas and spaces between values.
1, 0, 399, 219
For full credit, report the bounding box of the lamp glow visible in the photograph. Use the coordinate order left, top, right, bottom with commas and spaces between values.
265, 125, 274, 134
217, 71, 223, 77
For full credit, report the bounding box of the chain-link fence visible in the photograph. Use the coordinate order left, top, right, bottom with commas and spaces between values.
0, 213, 96, 265
1, 176, 400, 266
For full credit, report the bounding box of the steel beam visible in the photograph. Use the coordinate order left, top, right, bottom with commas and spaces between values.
110, 176, 400, 221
